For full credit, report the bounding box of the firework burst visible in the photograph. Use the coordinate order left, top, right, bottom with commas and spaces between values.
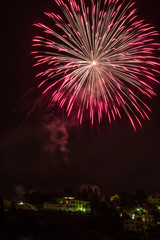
32, 0, 160, 131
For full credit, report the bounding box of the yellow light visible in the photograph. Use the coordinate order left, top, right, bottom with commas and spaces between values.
132, 214, 135, 219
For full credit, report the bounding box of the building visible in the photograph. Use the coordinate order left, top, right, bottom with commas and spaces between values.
80, 184, 101, 196
44, 197, 91, 213
147, 193, 160, 205
15, 201, 37, 211
3, 199, 12, 210
110, 194, 120, 202
123, 219, 147, 232
141, 214, 154, 223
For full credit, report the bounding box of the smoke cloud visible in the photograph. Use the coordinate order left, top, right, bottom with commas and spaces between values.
42, 118, 71, 163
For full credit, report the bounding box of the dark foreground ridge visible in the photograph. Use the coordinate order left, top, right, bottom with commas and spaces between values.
0, 187, 160, 239
1, 210, 160, 240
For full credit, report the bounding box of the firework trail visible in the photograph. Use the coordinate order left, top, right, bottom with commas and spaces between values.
32, 0, 160, 131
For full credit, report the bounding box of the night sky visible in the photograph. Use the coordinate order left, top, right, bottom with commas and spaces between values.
2, 0, 160, 197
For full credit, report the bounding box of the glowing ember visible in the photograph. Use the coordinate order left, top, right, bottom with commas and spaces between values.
92, 60, 97, 66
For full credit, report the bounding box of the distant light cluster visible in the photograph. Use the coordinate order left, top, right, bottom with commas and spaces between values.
32, 0, 160, 130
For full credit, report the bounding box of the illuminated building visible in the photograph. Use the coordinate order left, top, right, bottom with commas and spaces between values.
141, 214, 154, 223
43, 197, 91, 213
110, 194, 120, 202
15, 201, 37, 211
123, 219, 147, 232
147, 193, 160, 204
3, 199, 12, 210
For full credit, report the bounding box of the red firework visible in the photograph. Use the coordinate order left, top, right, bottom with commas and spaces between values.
32, 0, 160, 131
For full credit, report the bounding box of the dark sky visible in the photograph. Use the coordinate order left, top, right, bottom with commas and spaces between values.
2, 0, 160, 197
